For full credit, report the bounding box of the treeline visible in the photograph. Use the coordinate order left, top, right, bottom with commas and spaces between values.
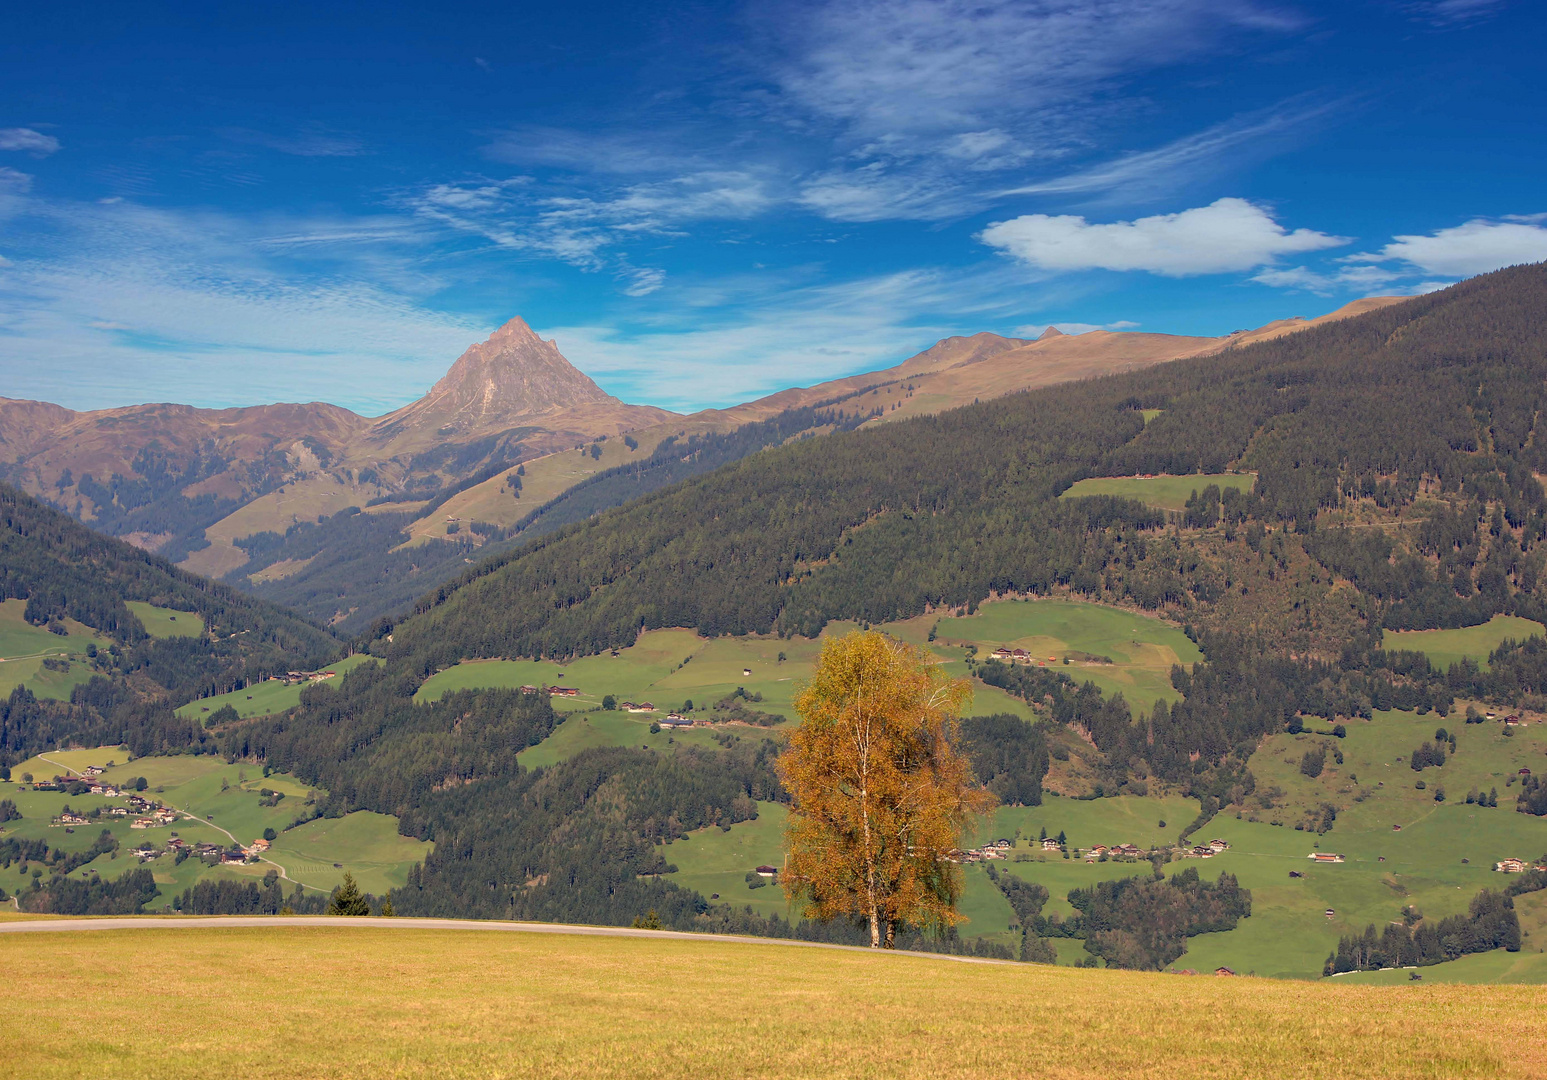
173, 871, 329, 915
1325, 889, 1521, 974
959, 713, 1050, 806
996, 864, 1250, 970
19, 866, 159, 915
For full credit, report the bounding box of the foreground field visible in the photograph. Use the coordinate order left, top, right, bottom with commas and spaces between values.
1, 923, 1543, 1079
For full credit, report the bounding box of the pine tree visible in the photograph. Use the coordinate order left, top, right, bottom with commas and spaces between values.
380, 894, 395, 917
327, 872, 370, 916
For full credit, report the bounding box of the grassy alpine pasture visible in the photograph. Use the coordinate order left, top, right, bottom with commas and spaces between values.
124, 600, 204, 638
2, 925, 1544, 1080
0, 598, 107, 701
933, 597, 1202, 706
175, 653, 378, 721
0, 752, 429, 905
1383, 614, 1546, 672
1060, 472, 1255, 513
419, 598, 1190, 766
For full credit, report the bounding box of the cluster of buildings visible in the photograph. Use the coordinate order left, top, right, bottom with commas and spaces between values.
989, 647, 1060, 667
1494, 858, 1547, 873
1181, 839, 1231, 859
518, 685, 581, 697
273, 669, 338, 687
953, 839, 1015, 863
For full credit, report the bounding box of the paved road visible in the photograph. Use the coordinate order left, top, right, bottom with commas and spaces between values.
0, 915, 1014, 964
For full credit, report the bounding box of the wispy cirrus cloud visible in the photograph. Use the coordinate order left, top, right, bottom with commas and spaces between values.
218, 126, 368, 157
0, 128, 60, 156
0, 196, 485, 413
1407, 0, 1510, 27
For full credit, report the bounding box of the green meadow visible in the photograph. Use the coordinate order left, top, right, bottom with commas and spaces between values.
125, 601, 204, 638
933, 597, 1202, 707
176, 653, 378, 720
421, 597, 1193, 766
1060, 472, 1256, 513
1383, 614, 1546, 672
0, 751, 429, 905
0, 599, 107, 701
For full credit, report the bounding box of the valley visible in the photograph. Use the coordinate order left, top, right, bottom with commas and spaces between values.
8, 267, 1547, 992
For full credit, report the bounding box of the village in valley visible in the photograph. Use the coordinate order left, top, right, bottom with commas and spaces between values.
33, 763, 275, 867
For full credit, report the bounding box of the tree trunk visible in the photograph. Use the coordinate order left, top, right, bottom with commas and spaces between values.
884, 920, 895, 949
869, 903, 881, 948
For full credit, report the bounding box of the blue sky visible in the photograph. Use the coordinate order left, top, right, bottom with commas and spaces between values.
2, 0, 1544, 415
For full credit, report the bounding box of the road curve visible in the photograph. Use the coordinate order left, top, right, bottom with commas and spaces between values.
0, 915, 1016, 964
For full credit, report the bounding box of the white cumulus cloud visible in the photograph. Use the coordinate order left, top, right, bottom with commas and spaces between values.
1344, 218, 1547, 278
979, 198, 1347, 277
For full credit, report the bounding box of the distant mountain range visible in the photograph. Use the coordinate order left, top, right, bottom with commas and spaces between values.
0, 296, 1402, 628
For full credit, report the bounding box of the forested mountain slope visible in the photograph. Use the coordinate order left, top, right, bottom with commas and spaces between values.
0, 483, 338, 763
194, 264, 1547, 930
386, 264, 1547, 667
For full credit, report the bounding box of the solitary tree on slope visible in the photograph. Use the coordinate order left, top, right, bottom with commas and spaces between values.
779, 631, 993, 948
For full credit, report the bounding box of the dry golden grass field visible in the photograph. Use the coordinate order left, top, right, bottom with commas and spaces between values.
2, 922, 1545, 1079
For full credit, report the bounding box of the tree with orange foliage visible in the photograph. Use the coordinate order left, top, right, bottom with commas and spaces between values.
779, 631, 995, 948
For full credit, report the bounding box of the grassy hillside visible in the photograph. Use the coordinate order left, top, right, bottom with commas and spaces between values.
176, 654, 378, 721
1383, 614, 1546, 672
0, 749, 429, 904
2, 925, 1544, 1079
1060, 472, 1255, 512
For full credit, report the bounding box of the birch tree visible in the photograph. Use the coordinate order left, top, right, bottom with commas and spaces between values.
779, 631, 994, 948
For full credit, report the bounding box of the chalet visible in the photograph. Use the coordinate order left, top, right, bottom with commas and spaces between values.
1520, 768, 1533, 777
1011, 649, 1030, 662
1187, 846, 1216, 858
991, 647, 1014, 660
84, 765, 105, 776
1505, 715, 1522, 726
1041, 837, 1061, 851
519, 685, 540, 694
107, 806, 128, 817
1325, 909, 1336, 919
547, 686, 581, 697
1496, 858, 1527, 873
1207, 839, 1229, 853
993, 839, 1012, 849
1087, 845, 1109, 859
1309, 853, 1346, 863
754, 865, 778, 878
1113, 843, 1142, 858
660, 714, 692, 727
56, 812, 88, 826
221, 850, 248, 865
153, 808, 177, 824
978, 847, 1006, 860
1214, 967, 1236, 977
130, 817, 156, 829
250, 838, 271, 852
627, 702, 655, 713
1392, 824, 1402, 831
743, 668, 752, 676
